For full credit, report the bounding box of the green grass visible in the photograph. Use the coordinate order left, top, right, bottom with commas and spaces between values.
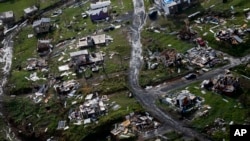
95, 75, 127, 94
181, 0, 250, 57
110, 0, 133, 14
184, 82, 249, 141
4, 97, 63, 139
139, 64, 189, 87
12, 26, 37, 67
3, 91, 143, 141
231, 64, 250, 77
142, 30, 194, 53
201, 0, 250, 12
9, 26, 48, 95
0, 0, 60, 21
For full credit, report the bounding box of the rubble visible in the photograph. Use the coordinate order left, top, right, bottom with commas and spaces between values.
163, 90, 204, 114
184, 46, 220, 68
110, 112, 160, 138
215, 25, 249, 45
68, 93, 109, 125
25, 58, 47, 71
25, 72, 46, 81
200, 70, 241, 95
54, 80, 79, 97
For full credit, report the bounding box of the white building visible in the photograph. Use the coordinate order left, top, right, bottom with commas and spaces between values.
161, 0, 192, 15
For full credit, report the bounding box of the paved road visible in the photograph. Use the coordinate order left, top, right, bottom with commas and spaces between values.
128, 0, 250, 140
128, 0, 211, 140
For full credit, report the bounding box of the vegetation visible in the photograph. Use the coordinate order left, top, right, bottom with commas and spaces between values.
0, 0, 61, 21
231, 64, 250, 77
3, 91, 143, 141
168, 80, 250, 141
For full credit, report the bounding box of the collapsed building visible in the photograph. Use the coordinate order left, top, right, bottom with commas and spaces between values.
25, 58, 47, 71
163, 90, 204, 114
54, 80, 80, 97
68, 93, 108, 125
184, 46, 219, 68
69, 50, 104, 72
37, 39, 53, 56
201, 71, 241, 95
110, 112, 160, 138
157, 48, 182, 67
177, 26, 197, 40
215, 25, 249, 45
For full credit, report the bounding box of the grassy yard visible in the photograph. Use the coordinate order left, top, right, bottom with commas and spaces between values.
0, 0, 61, 21
167, 80, 250, 141
139, 64, 189, 87
142, 30, 194, 53
231, 64, 250, 78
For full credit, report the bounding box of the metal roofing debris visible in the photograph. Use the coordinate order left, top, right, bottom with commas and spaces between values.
58, 64, 70, 72
111, 112, 160, 137
0, 11, 14, 19
85, 93, 94, 100
84, 118, 91, 124
57, 121, 66, 130
70, 50, 89, 57
24, 5, 38, 14
33, 18, 51, 27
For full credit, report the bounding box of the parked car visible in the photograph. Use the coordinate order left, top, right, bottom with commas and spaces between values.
184, 73, 197, 80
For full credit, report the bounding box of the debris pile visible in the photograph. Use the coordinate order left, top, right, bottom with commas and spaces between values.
54, 80, 80, 97
184, 46, 220, 68
215, 25, 249, 44
201, 70, 241, 95
110, 112, 160, 139
25, 58, 48, 71
68, 93, 109, 125
163, 90, 204, 114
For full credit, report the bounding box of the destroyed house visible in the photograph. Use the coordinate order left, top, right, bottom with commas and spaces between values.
26, 58, 47, 71
70, 50, 104, 67
0, 11, 15, 25
88, 1, 111, 22
176, 91, 196, 109
70, 50, 91, 66
54, 80, 79, 95
213, 74, 240, 95
68, 93, 107, 123
159, 49, 177, 67
32, 18, 51, 34
37, 39, 52, 56
201, 73, 241, 96
77, 36, 94, 49
24, 5, 38, 17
